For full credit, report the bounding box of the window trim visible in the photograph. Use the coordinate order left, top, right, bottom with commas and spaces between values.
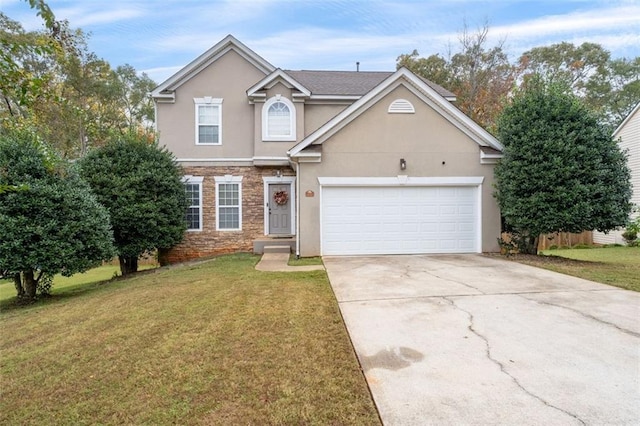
214, 175, 243, 231
262, 176, 296, 236
262, 95, 296, 141
194, 97, 223, 145
183, 175, 203, 231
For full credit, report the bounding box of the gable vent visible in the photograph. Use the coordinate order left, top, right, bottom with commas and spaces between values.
388, 99, 415, 114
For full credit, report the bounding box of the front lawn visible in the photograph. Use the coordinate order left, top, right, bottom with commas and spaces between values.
507, 246, 640, 292
0, 264, 156, 306
0, 254, 379, 425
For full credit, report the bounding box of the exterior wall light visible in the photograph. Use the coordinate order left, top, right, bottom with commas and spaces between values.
400, 158, 407, 170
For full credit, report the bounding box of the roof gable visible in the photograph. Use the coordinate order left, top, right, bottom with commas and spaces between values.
288, 67, 502, 157
151, 35, 275, 101
246, 69, 311, 101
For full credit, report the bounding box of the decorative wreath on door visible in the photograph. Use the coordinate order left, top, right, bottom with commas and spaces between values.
273, 190, 289, 205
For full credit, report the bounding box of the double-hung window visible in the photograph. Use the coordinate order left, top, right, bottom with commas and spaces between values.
262, 95, 295, 141
214, 176, 242, 231
194, 97, 222, 145
183, 176, 203, 231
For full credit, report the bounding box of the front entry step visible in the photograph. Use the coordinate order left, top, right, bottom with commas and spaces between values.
253, 238, 295, 254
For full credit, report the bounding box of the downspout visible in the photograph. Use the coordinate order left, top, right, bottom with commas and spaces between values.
295, 160, 301, 258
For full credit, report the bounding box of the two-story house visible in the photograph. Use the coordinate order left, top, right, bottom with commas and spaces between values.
151, 35, 503, 262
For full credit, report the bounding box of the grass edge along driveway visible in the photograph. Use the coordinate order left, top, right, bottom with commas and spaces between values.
502, 246, 639, 292
0, 253, 380, 425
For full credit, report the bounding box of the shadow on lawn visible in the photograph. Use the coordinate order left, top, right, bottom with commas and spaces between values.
0, 267, 165, 313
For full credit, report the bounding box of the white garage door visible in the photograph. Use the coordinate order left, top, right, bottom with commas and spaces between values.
321, 185, 479, 255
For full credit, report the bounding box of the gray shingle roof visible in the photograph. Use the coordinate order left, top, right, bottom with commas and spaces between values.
284, 70, 455, 99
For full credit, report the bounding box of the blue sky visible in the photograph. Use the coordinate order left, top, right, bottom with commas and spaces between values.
2, 0, 639, 84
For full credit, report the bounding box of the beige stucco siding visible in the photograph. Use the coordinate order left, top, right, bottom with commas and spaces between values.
304, 104, 349, 136
157, 50, 266, 160
297, 84, 501, 256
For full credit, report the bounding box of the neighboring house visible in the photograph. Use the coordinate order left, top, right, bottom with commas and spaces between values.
151, 35, 503, 262
593, 102, 640, 245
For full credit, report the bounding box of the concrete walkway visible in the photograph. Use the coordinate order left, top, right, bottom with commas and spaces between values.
324, 254, 640, 426
255, 252, 325, 272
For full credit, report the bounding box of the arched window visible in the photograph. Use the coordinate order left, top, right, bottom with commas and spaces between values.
263, 96, 296, 141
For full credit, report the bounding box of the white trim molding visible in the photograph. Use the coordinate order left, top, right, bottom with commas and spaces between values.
262, 95, 296, 141
194, 97, 223, 145
177, 157, 253, 163
262, 176, 296, 236
289, 68, 503, 158
317, 176, 484, 187
214, 175, 243, 231
151, 35, 274, 100
247, 69, 311, 100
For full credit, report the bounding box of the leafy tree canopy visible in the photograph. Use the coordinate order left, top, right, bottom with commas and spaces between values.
398, 24, 639, 130
397, 22, 515, 132
494, 78, 632, 253
1, 5, 156, 158
519, 42, 639, 126
79, 134, 187, 275
0, 129, 116, 299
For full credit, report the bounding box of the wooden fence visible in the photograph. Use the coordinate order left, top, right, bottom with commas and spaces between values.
501, 231, 594, 252
537, 231, 593, 250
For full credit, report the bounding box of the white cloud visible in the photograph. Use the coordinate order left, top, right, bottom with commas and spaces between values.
54, 3, 144, 28
142, 65, 184, 84
492, 4, 640, 38
8, 0, 636, 79
247, 28, 416, 69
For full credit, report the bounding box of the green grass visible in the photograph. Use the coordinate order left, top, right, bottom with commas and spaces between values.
0, 254, 379, 425
288, 255, 323, 266
0, 264, 156, 306
525, 246, 640, 291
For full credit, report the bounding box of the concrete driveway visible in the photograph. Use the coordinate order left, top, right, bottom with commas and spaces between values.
323, 254, 640, 425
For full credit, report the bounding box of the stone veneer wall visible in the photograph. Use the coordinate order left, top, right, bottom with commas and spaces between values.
161, 165, 295, 264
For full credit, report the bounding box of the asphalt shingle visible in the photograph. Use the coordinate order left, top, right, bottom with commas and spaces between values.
284, 70, 455, 99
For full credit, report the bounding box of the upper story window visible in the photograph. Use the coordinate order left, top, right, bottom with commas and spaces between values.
194, 97, 222, 145
262, 95, 296, 141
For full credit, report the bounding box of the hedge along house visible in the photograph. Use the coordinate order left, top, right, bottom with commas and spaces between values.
151, 35, 503, 262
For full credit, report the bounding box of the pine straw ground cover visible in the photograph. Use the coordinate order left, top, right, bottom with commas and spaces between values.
0, 254, 380, 425
499, 246, 640, 292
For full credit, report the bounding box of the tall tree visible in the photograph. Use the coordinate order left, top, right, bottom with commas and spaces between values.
1, 8, 156, 158
0, 130, 115, 299
113, 64, 157, 134
79, 134, 187, 275
397, 50, 451, 88
397, 22, 516, 131
494, 78, 632, 254
519, 42, 639, 126
604, 57, 640, 126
